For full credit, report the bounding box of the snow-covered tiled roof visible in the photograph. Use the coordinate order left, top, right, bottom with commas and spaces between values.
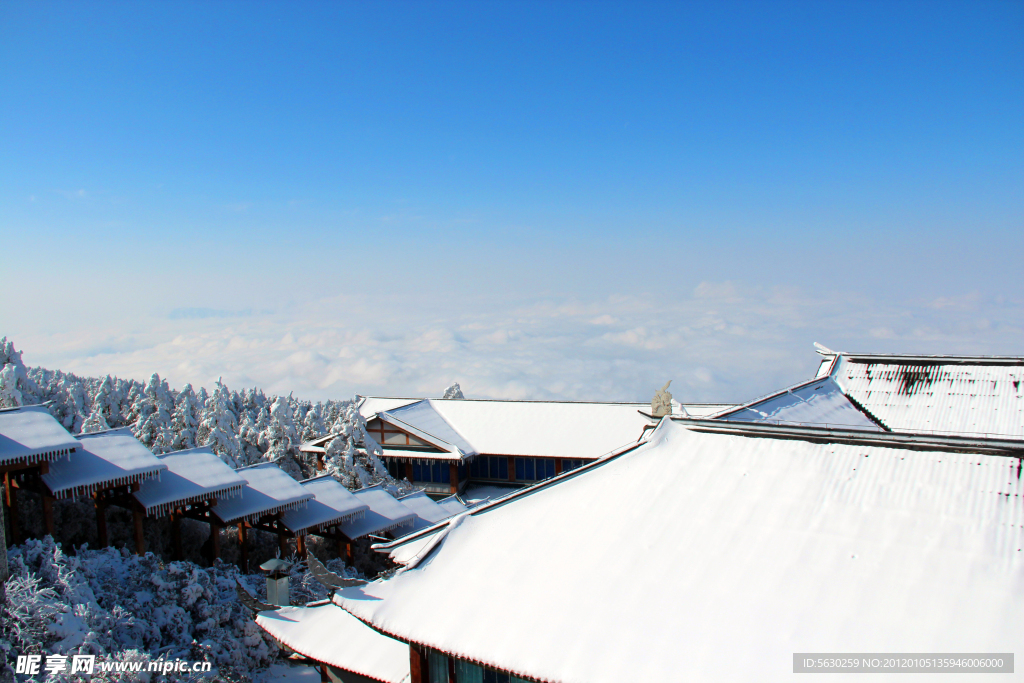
42, 427, 167, 499
256, 602, 410, 683
279, 475, 369, 535
380, 400, 477, 457
711, 376, 883, 431
827, 354, 1024, 437
336, 485, 415, 540
133, 447, 247, 517
397, 490, 457, 531
211, 463, 313, 525
337, 419, 1024, 683
435, 494, 469, 517
0, 405, 80, 467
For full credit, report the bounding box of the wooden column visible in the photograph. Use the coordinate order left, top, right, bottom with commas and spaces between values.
316, 453, 324, 472
238, 522, 248, 572
409, 644, 428, 683
405, 461, 414, 483
278, 529, 288, 558
449, 463, 459, 495
508, 456, 516, 483
170, 510, 183, 560
296, 534, 306, 557
42, 491, 55, 538
555, 458, 563, 475
209, 521, 222, 565
320, 663, 329, 683
4, 474, 20, 545
94, 495, 109, 547
337, 537, 353, 564
132, 504, 146, 555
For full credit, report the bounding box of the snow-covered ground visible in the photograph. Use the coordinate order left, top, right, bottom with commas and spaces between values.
260, 662, 322, 683
461, 483, 519, 506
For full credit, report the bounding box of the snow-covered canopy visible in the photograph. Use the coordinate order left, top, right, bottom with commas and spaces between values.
379, 400, 477, 457
397, 490, 459, 531
338, 419, 1024, 683
42, 427, 167, 499
435, 494, 469, 517
255, 602, 410, 683
133, 447, 247, 517
826, 353, 1024, 437
0, 405, 80, 467
211, 463, 313, 525
336, 485, 415, 540
279, 475, 369, 535
711, 376, 883, 430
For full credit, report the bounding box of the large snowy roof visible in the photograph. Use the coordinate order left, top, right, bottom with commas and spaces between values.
133, 447, 247, 517
279, 475, 369, 535
435, 494, 469, 516
336, 485, 416, 540
397, 490, 458, 531
338, 419, 1024, 683
42, 428, 167, 499
0, 405, 80, 467
711, 376, 883, 431
380, 400, 477, 457
256, 602, 410, 683
826, 353, 1024, 437
360, 396, 664, 460
211, 463, 313, 525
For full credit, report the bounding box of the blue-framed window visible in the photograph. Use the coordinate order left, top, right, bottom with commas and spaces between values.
514, 457, 557, 482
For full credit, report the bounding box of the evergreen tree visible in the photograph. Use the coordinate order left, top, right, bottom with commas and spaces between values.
199, 380, 242, 467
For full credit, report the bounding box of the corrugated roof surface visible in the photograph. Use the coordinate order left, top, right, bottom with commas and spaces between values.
832, 355, 1024, 437
42, 428, 166, 499
133, 447, 246, 517
211, 463, 312, 524
279, 476, 368, 534
716, 377, 883, 431
0, 405, 80, 467
337, 420, 1024, 683
256, 603, 410, 683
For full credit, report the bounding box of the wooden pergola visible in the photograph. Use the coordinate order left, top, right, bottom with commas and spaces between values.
1, 406, 81, 546
278, 475, 370, 559
39, 427, 166, 553
132, 447, 247, 560
332, 485, 416, 561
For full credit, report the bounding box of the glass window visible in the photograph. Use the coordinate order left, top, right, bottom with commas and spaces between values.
440, 462, 451, 483
469, 458, 480, 478
454, 659, 484, 683
427, 651, 448, 683
514, 458, 524, 481
412, 462, 422, 481
458, 462, 467, 480
524, 458, 534, 481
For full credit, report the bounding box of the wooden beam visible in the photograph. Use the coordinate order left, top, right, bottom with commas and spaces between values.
238, 522, 248, 572
170, 510, 183, 560
132, 504, 146, 555
555, 458, 563, 475
449, 463, 459, 495
405, 461, 414, 483
508, 456, 516, 482
409, 644, 428, 683
210, 521, 221, 565
296, 534, 306, 557
95, 495, 109, 548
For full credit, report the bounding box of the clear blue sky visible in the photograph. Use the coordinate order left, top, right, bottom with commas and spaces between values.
2, 1, 1022, 402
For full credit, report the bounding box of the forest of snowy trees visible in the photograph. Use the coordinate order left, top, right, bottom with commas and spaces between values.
0, 338, 417, 682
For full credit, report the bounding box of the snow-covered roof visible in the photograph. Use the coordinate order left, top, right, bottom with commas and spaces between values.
826, 353, 1024, 437
255, 602, 410, 683
279, 475, 369, 535
41, 428, 167, 500
379, 400, 477, 457
0, 405, 80, 467
711, 376, 883, 431
133, 447, 247, 517
337, 419, 1024, 683
435, 494, 469, 516
211, 463, 313, 525
397, 490, 457, 531
336, 485, 415, 540
360, 397, 661, 460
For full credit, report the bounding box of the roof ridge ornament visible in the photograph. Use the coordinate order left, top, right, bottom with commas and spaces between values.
814, 342, 837, 356
651, 381, 673, 418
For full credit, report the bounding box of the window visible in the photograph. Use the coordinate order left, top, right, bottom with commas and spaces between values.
454, 660, 483, 683
427, 651, 449, 683
492, 456, 508, 479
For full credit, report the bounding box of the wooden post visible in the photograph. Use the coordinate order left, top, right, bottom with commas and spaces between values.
449, 463, 459, 495
405, 461, 414, 483
508, 456, 516, 482
296, 534, 306, 557
5, 474, 20, 545
171, 510, 183, 560
278, 530, 288, 558
555, 458, 563, 475
238, 522, 248, 572
132, 504, 146, 555
316, 453, 324, 472
409, 644, 428, 683
95, 495, 109, 548
210, 521, 222, 565
42, 491, 55, 538
320, 662, 329, 683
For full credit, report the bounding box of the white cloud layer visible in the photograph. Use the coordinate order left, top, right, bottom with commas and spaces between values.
7, 282, 1022, 405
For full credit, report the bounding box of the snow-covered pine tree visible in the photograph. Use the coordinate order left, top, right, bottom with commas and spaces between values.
170, 383, 200, 450
198, 380, 242, 467
133, 373, 175, 454
259, 395, 301, 479
441, 381, 465, 399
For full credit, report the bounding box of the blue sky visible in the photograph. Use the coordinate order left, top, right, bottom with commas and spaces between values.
2, 1, 1022, 403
